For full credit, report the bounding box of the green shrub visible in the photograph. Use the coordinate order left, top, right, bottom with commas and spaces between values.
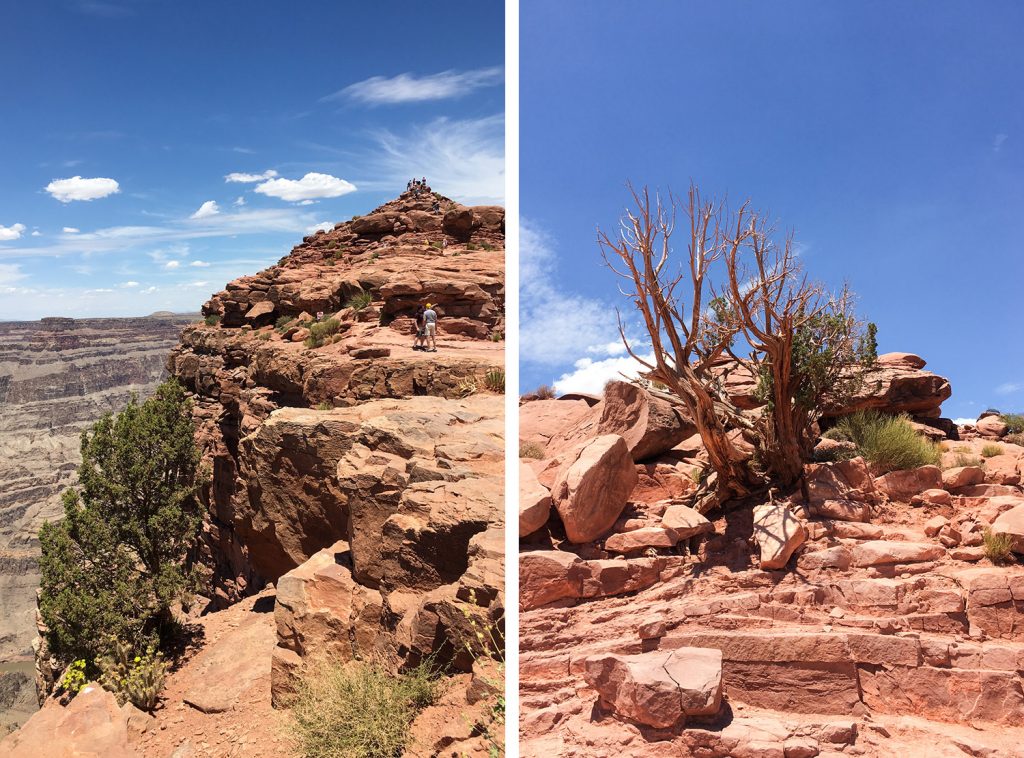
1007, 432, 1024, 447
981, 444, 1004, 458
1001, 414, 1024, 434
489, 331, 504, 342
531, 385, 556, 400
60, 659, 87, 697
482, 243, 495, 251
983, 529, 1014, 564
288, 658, 438, 758
38, 379, 202, 667
345, 291, 373, 311
275, 315, 296, 332
952, 452, 983, 468
370, 252, 379, 261
826, 410, 942, 473
484, 369, 505, 393
429, 241, 442, 249
519, 442, 544, 459
466, 242, 479, 251
203, 314, 220, 326
304, 319, 341, 348
97, 640, 168, 712
315, 402, 332, 411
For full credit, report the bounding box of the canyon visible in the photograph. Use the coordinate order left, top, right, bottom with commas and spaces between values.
0, 314, 196, 732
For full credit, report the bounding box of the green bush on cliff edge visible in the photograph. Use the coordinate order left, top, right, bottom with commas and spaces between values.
38, 378, 203, 677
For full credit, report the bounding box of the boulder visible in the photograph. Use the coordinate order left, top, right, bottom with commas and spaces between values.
809, 499, 871, 522
244, 299, 276, 324
804, 457, 876, 505
519, 462, 551, 537
990, 505, 1024, 554
752, 504, 807, 569
442, 206, 477, 239
583, 648, 723, 728
874, 465, 942, 502
518, 397, 593, 450
551, 434, 638, 543
910, 488, 952, 507
942, 466, 986, 490
605, 526, 677, 554
519, 551, 585, 609
984, 454, 1022, 486
0, 684, 137, 758
661, 504, 714, 540
977, 415, 1009, 439
592, 381, 694, 461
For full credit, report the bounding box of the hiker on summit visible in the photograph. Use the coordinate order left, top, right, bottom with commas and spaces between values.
423, 303, 437, 352
412, 305, 426, 351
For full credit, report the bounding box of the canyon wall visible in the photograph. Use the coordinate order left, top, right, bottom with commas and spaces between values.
0, 315, 195, 730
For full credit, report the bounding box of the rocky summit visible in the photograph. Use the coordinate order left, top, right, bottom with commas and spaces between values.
0, 314, 195, 732
8, 187, 505, 756
519, 360, 1024, 757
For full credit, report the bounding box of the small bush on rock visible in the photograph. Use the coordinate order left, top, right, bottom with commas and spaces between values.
484, 368, 505, 393
346, 291, 373, 311
519, 442, 544, 459
827, 410, 941, 473
983, 529, 1014, 564
203, 314, 220, 326
275, 315, 295, 331
289, 658, 438, 758
1001, 413, 1024, 434
952, 452, 983, 468
304, 319, 341, 348
981, 444, 1004, 458
1007, 432, 1024, 447
60, 659, 87, 697
97, 640, 168, 712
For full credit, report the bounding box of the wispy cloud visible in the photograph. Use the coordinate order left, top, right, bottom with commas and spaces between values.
520, 219, 632, 369
225, 169, 278, 183
0, 263, 27, 286
63, 227, 80, 234
46, 175, 120, 203
359, 115, 504, 204
996, 381, 1023, 395
0, 207, 318, 260
993, 133, 1009, 152
324, 66, 503, 106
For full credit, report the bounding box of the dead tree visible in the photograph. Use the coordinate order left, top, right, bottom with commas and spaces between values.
601, 183, 866, 506
599, 185, 761, 509
720, 215, 863, 487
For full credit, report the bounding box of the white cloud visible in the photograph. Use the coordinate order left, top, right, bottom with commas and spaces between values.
140, 286, 157, 294
326, 66, 503, 106
233, 196, 246, 207
308, 222, 333, 234
553, 353, 656, 396
994, 133, 1009, 152
63, 227, 80, 234
164, 260, 180, 269
190, 260, 210, 267
951, 417, 976, 426
0, 263, 27, 285
520, 219, 626, 367
364, 115, 504, 205
189, 280, 209, 288
254, 172, 356, 202
0, 223, 26, 241
120, 281, 139, 288
31, 230, 42, 237
190, 200, 220, 219
225, 170, 278, 183
45, 176, 120, 202
996, 382, 1023, 395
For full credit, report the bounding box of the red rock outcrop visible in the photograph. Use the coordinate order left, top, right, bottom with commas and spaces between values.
519, 361, 1024, 756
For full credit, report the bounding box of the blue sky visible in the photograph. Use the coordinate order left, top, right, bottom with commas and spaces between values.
520, 0, 1024, 422
0, 1, 503, 320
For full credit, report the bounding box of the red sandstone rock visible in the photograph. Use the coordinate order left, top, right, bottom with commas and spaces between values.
851, 540, 945, 567
874, 465, 942, 501
977, 415, 1009, 439
519, 461, 551, 537
583, 647, 723, 728
519, 551, 584, 609
990, 504, 1024, 553
0, 685, 136, 758
661, 504, 714, 540
605, 526, 677, 554
551, 434, 638, 543
804, 457, 876, 505
753, 504, 807, 570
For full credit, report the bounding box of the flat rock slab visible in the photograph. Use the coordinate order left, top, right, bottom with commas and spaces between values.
182, 613, 275, 714
661, 504, 714, 540
851, 540, 945, 567
605, 526, 677, 554
584, 647, 722, 728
